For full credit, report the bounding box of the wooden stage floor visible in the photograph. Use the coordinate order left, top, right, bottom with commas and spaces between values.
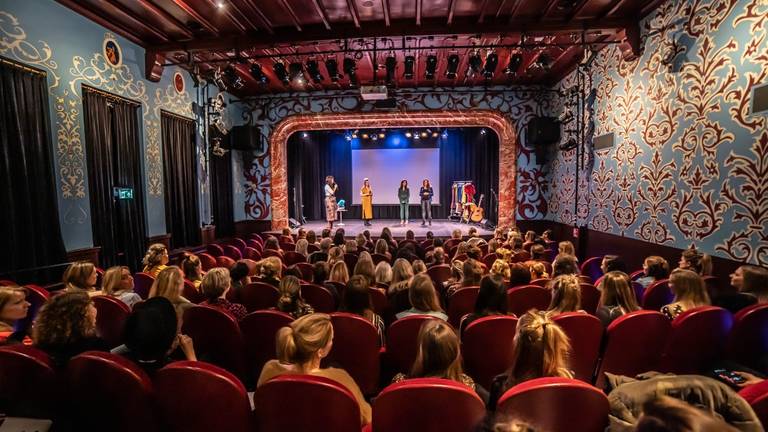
267, 219, 494, 238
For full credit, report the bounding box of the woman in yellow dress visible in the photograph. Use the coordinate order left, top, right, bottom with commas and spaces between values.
360, 178, 373, 227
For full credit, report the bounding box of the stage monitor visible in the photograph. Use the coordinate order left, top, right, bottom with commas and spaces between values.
351, 148, 440, 205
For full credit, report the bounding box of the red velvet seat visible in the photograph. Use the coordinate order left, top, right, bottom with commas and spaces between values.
302, 283, 335, 313
631, 281, 645, 304
579, 283, 600, 315
497, 377, 609, 432
328, 312, 381, 395
726, 303, 768, 371
629, 269, 644, 280
14, 283, 50, 334
155, 361, 251, 432
134, 272, 155, 299
92, 295, 131, 348
182, 279, 205, 304
642, 278, 673, 310
427, 264, 452, 290
740, 379, 768, 429
238, 281, 280, 312
344, 253, 359, 271
462, 315, 518, 389
280, 242, 296, 252
182, 306, 245, 378
552, 313, 603, 383
216, 255, 237, 269
594, 310, 670, 389
283, 250, 307, 266
326, 280, 347, 299
0, 279, 16, 286
206, 243, 224, 257
372, 253, 390, 265
506, 285, 551, 317
447, 287, 479, 328
529, 278, 551, 287
373, 378, 486, 432
246, 238, 263, 251
579, 256, 604, 283
248, 232, 264, 243
253, 374, 363, 432
67, 351, 157, 432
240, 310, 293, 380
481, 253, 498, 269
230, 238, 247, 255
658, 306, 733, 374
244, 246, 262, 261
294, 261, 314, 281
307, 243, 320, 253
240, 258, 259, 276
369, 287, 389, 318
386, 315, 440, 373
198, 253, 217, 271
262, 249, 283, 260
577, 275, 593, 284
0, 345, 60, 419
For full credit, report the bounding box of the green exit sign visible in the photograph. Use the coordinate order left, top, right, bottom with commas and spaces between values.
113, 187, 134, 200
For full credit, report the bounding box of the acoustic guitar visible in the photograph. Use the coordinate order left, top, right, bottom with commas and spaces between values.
470, 194, 485, 223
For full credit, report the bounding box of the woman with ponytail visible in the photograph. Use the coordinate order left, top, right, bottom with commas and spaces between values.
257, 313, 371, 425
275, 275, 314, 319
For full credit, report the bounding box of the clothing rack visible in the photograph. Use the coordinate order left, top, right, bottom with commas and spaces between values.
450, 180, 474, 220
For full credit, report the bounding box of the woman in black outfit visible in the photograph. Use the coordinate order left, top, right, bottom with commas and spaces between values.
420, 179, 434, 227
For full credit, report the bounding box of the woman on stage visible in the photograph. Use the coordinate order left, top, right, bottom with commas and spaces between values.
398, 179, 410, 226
325, 175, 338, 230
360, 178, 373, 227
420, 179, 434, 227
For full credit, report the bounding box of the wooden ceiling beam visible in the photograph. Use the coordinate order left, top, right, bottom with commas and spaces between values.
477, 0, 491, 23
240, 0, 276, 35
171, 0, 220, 36
278, 0, 303, 32
104, 0, 170, 42
310, 0, 332, 30
136, 0, 194, 39
381, 0, 391, 26
447, 0, 457, 25
55, 0, 146, 46
345, 0, 361, 29
416, 0, 422, 26
507, 0, 524, 23
495, 0, 509, 18
602, 0, 631, 17
204, 0, 249, 33
567, 0, 592, 20
540, 0, 561, 20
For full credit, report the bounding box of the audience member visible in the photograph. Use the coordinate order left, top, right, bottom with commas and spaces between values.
63, 261, 100, 294
488, 238, 500, 255
276, 275, 314, 319
509, 263, 533, 287
547, 275, 584, 314
328, 261, 350, 285
306, 230, 318, 246
333, 229, 346, 247
601, 255, 627, 274
309, 238, 332, 264
0, 286, 31, 345
636, 256, 670, 289
258, 257, 282, 288
374, 261, 392, 287
662, 269, 710, 320
339, 276, 385, 346
490, 259, 511, 280
320, 228, 331, 239
635, 396, 739, 432
148, 266, 192, 317
181, 254, 203, 289
374, 239, 392, 261
412, 260, 427, 274
295, 239, 309, 257
355, 234, 367, 251
396, 242, 419, 263
200, 268, 247, 321
446, 259, 483, 296
142, 243, 169, 277
353, 255, 376, 286
280, 227, 294, 244
714, 265, 768, 313
528, 261, 549, 281
460, 274, 507, 334
229, 261, 251, 299
522, 231, 536, 250
529, 244, 546, 261
380, 227, 398, 250
395, 274, 447, 320
101, 266, 141, 308
344, 240, 358, 255
264, 237, 283, 256
327, 246, 344, 268
541, 229, 553, 242
596, 271, 640, 326
387, 258, 414, 295
551, 255, 579, 278
556, 241, 577, 262
679, 247, 712, 276
428, 247, 446, 267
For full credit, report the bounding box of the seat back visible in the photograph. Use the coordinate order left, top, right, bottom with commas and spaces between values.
247, 238, 263, 250
182, 306, 245, 377
244, 246, 262, 261
741, 380, 768, 430
206, 243, 224, 257
642, 279, 673, 310
301, 283, 335, 313
262, 249, 283, 260
659, 306, 733, 374
506, 285, 551, 317
462, 315, 519, 389
386, 315, 440, 373
280, 242, 296, 252
629, 270, 645, 280
14, 284, 50, 335
230, 238, 247, 254
372, 253, 390, 265
481, 253, 498, 269
283, 251, 307, 266
726, 303, 768, 371
253, 374, 361, 432
631, 281, 645, 304
497, 377, 609, 432
134, 272, 155, 299
68, 351, 157, 432
240, 310, 293, 379
447, 287, 479, 328
579, 283, 600, 315
223, 245, 243, 261
552, 313, 603, 383
307, 243, 320, 253
529, 278, 550, 287
239, 282, 280, 312
328, 313, 381, 395
0, 345, 59, 419
427, 264, 452, 290
216, 255, 237, 269
198, 253, 217, 271
373, 378, 486, 432
343, 253, 358, 271
182, 280, 205, 304
155, 361, 251, 432
294, 262, 314, 281
369, 287, 389, 318
92, 295, 131, 348
579, 256, 604, 283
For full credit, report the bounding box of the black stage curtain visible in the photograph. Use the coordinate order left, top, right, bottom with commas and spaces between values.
82, 87, 146, 270
0, 59, 66, 274
210, 130, 234, 237
162, 112, 199, 249
287, 128, 499, 223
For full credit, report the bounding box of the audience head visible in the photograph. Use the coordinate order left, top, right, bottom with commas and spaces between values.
426, 231, 434, 240
277, 275, 307, 312
541, 229, 553, 241
488, 238, 499, 254
201, 267, 231, 302
148, 266, 184, 303
408, 274, 442, 313
333, 230, 345, 247
412, 260, 427, 274
33, 292, 97, 347
462, 259, 483, 287
260, 257, 282, 280
143, 243, 169, 268
381, 227, 393, 241
374, 261, 393, 285
548, 274, 582, 314
406, 230, 415, 240
181, 254, 202, 281
319, 237, 332, 252
635, 396, 739, 432
530, 244, 546, 261
328, 247, 344, 266
363, 230, 371, 240
340, 275, 373, 317
468, 227, 478, 237
490, 259, 511, 279
552, 255, 578, 277
321, 228, 331, 239
511, 237, 524, 251
295, 239, 309, 256
312, 261, 329, 284
329, 260, 350, 284
306, 230, 317, 244
524, 231, 535, 242
669, 269, 710, 307
391, 258, 414, 285
344, 240, 357, 254
375, 239, 389, 255
679, 248, 712, 276
451, 229, 462, 240
432, 247, 446, 265
644, 256, 670, 281
355, 233, 366, 248
297, 228, 306, 239
506, 310, 571, 387
101, 266, 133, 296
411, 320, 464, 382
0, 286, 30, 329
454, 242, 468, 259
450, 260, 464, 282
528, 261, 549, 280
558, 241, 575, 257
467, 246, 482, 261
599, 271, 640, 313
474, 274, 507, 315
433, 238, 445, 248
276, 313, 333, 370
230, 261, 250, 284
123, 297, 178, 362
353, 257, 376, 285
509, 263, 533, 287
601, 255, 627, 274
732, 265, 768, 300
63, 261, 98, 292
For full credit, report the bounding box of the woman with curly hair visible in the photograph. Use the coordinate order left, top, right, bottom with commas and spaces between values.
142, 243, 169, 277
33, 292, 105, 366
181, 254, 204, 290
547, 274, 584, 315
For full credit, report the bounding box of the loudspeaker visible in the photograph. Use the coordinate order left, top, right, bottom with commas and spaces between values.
144, 52, 164, 82
228, 125, 264, 151
288, 218, 301, 229
527, 116, 560, 164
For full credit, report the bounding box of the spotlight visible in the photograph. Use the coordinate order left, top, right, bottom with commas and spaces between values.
215, 1, 225, 9
325, 58, 342, 82
378, 132, 385, 138
223, 65, 244, 89
273, 62, 290, 85
403, 55, 415, 79
483, 52, 498, 79
302, 132, 309, 138
345, 132, 352, 141
385, 56, 397, 85
504, 53, 523, 77
405, 131, 412, 138
467, 52, 482, 77
249, 63, 269, 84
535, 52, 551, 72
362, 133, 369, 139
445, 54, 460, 79
372, 135, 378, 141
213, 68, 227, 91
432, 131, 439, 137
305, 60, 323, 83
425, 55, 438, 80
343, 57, 358, 86
480, 128, 487, 135
420, 131, 428, 138
414, 133, 420, 140
351, 133, 358, 138
441, 130, 448, 138
289, 62, 305, 85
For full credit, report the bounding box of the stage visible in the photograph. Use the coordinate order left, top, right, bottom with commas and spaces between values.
268, 219, 495, 238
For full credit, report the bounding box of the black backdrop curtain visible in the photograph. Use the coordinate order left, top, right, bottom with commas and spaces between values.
287, 128, 499, 222
210, 128, 234, 237
0, 59, 66, 275
162, 112, 199, 248
82, 87, 146, 271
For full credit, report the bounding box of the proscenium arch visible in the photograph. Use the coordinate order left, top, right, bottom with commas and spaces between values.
269, 110, 517, 230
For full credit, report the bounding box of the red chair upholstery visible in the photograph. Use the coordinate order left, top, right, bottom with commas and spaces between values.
447, 287, 479, 328
386, 315, 440, 373
283, 251, 307, 266
659, 306, 733, 374
497, 377, 609, 432
595, 310, 670, 389
206, 243, 224, 257
15, 283, 50, 334
642, 279, 673, 311
238, 282, 280, 312
552, 313, 603, 383
307, 243, 320, 253
182, 306, 245, 378
248, 232, 264, 243
253, 374, 362, 432
726, 303, 768, 371
326, 280, 347, 298
427, 264, 452, 289
631, 281, 645, 304
373, 378, 486, 432
244, 246, 262, 261
294, 261, 314, 281
92, 295, 131, 348
629, 269, 644, 280
344, 253, 359, 271
372, 253, 390, 265
301, 283, 335, 313
230, 238, 247, 255
239, 258, 259, 276
134, 272, 155, 299
739, 379, 768, 429
216, 255, 237, 269
481, 253, 498, 269
462, 315, 519, 389
0, 345, 59, 419
95, 267, 105, 288
369, 287, 389, 318
262, 249, 283, 260
579, 256, 604, 283
507, 285, 551, 317
240, 310, 293, 380
593, 275, 605, 288
529, 278, 551, 287
198, 253, 217, 271
280, 242, 296, 252
246, 238, 263, 251
155, 361, 251, 432
182, 280, 205, 304
0, 279, 16, 286
67, 351, 157, 432
579, 283, 600, 315
328, 313, 381, 395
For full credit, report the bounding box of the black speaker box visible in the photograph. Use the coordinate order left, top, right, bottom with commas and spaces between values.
527, 116, 560, 163
228, 125, 264, 151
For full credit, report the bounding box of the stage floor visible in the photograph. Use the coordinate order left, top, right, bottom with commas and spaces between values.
268, 219, 494, 238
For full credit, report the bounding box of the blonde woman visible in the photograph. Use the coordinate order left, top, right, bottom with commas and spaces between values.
101, 266, 141, 308
148, 266, 191, 316
547, 274, 584, 314
353, 255, 376, 286
528, 261, 549, 280
395, 274, 447, 321
662, 269, 710, 320
200, 267, 247, 321
0, 286, 31, 345
374, 261, 393, 288
556, 241, 578, 263
327, 246, 344, 268
328, 261, 350, 285
295, 239, 309, 257
374, 239, 391, 261
596, 271, 640, 326
257, 313, 371, 425
412, 260, 427, 275
142, 243, 169, 277
276, 275, 314, 319
387, 258, 414, 295
63, 261, 100, 295
181, 254, 204, 290
258, 256, 282, 288
490, 259, 511, 280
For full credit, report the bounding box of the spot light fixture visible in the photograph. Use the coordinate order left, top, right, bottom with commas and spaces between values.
223, 65, 244, 89
305, 60, 324, 83
273, 62, 290, 85
504, 53, 523, 77
405, 131, 412, 138
445, 54, 460, 79
467, 52, 482, 77
403, 55, 415, 80
425, 55, 438, 80
343, 57, 358, 86
249, 63, 269, 84
483, 52, 498, 79
325, 58, 342, 82
385, 56, 397, 85
289, 62, 306, 85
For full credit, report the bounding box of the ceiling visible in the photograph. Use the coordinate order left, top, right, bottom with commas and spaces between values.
57, 0, 662, 96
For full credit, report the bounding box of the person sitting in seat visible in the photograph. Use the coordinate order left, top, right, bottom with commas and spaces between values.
596, 271, 640, 327
661, 269, 710, 320
339, 276, 385, 346
101, 266, 141, 309
181, 254, 204, 290
63, 261, 101, 295
276, 275, 314, 319
395, 274, 447, 321
713, 265, 768, 314
459, 274, 507, 334
200, 268, 247, 321
0, 286, 31, 345
387, 258, 414, 296
636, 256, 670, 289
547, 275, 585, 315
374, 261, 392, 289
142, 244, 169, 278
148, 266, 192, 317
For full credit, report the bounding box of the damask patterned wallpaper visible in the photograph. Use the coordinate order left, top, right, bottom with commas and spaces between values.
548, 0, 768, 265
0, 0, 202, 251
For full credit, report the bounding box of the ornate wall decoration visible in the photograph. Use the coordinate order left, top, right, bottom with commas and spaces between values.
588, 159, 615, 233
154, 83, 193, 118
636, 150, 677, 244
55, 90, 85, 199
0, 11, 60, 89
145, 120, 163, 196
686, 0, 740, 36
678, 37, 737, 122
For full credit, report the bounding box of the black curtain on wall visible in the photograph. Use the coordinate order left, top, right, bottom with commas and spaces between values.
82, 87, 146, 271
0, 59, 66, 275
210, 128, 234, 237
161, 112, 199, 248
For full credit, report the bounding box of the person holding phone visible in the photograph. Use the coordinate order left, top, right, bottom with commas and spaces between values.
360, 178, 373, 227
398, 180, 410, 226
325, 175, 338, 230
420, 179, 434, 227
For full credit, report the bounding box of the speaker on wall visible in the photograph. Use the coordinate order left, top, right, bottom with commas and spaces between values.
526, 116, 560, 164
227, 125, 264, 151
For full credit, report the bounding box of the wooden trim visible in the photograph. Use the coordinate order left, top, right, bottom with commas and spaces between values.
0, 56, 48, 75
82, 85, 142, 106
66, 247, 101, 266
235, 220, 272, 237
201, 225, 216, 245
160, 109, 195, 123
147, 233, 172, 250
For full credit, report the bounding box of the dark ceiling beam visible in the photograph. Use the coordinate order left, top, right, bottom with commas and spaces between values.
416, 0, 422, 26
602, 0, 631, 17
381, 0, 391, 26
477, 0, 491, 23
104, 0, 170, 42
567, 0, 591, 20
310, 0, 332, 30
495, 0, 509, 18
171, 0, 220, 36
540, 0, 560, 20
55, 0, 146, 46
447, 0, 457, 25
277, 0, 302, 31
240, 0, 276, 35
507, 0, 524, 22
136, 0, 194, 39
204, 0, 249, 33
345, 0, 361, 29
641, 0, 666, 16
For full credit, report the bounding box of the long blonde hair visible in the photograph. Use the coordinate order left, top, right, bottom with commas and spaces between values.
102, 266, 131, 296
142, 243, 168, 268
277, 275, 310, 314
391, 258, 414, 286
63, 261, 96, 291
669, 269, 710, 308
505, 310, 572, 387
411, 320, 465, 383
276, 313, 333, 370
329, 261, 349, 284
548, 274, 582, 314
599, 271, 639, 313
148, 266, 184, 303
408, 274, 443, 312
375, 261, 393, 285
558, 241, 575, 256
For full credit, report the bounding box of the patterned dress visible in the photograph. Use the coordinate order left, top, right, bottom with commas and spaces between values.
325, 183, 337, 221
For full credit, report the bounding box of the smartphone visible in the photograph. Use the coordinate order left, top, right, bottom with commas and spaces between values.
714, 368, 746, 385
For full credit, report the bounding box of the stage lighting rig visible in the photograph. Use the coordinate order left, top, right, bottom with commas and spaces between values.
403, 55, 415, 79
467, 52, 482, 77
504, 53, 523, 77
343, 57, 358, 86
305, 60, 324, 83
483, 52, 498, 79
385, 55, 397, 85
223, 66, 244, 89
289, 62, 306, 85
325, 58, 342, 82
425, 55, 438, 80
249, 63, 269, 84
405, 131, 412, 137
273, 62, 290, 85
445, 54, 460, 79
212, 67, 228, 91
535, 52, 551, 72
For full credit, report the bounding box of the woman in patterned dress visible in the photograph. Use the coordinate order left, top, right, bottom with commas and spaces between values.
325, 175, 338, 230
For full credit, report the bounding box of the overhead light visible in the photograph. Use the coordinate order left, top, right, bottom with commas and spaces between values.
405, 131, 412, 138
305, 60, 323, 83
483, 52, 498, 79
425, 55, 438, 80
432, 132, 439, 137
289, 62, 305, 85
420, 131, 428, 138
302, 132, 309, 138
343, 57, 358, 86
215, 1, 225, 9
504, 53, 523, 77
249, 63, 268, 84
223, 66, 244, 89
403, 55, 415, 79
467, 52, 482, 77
441, 130, 448, 138
385, 56, 397, 85
361, 133, 369, 139
212, 68, 227, 91
351, 132, 358, 139
480, 128, 487, 135
535, 52, 551, 72
325, 58, 342, 82
378, 132, 385, 138
273, 62, 289, 85
445, 54, 459, 79
413, 133, 420, 139
371, 135, 378, 141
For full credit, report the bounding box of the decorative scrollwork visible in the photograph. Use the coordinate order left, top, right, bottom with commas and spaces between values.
0, 11, 60, 89
55, 91, 85, 199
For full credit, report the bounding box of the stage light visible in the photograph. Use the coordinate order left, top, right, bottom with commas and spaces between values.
535, 52, 551, 72
483, 52, 498, 79
432, 131, 439, 138
480, 128, 487, 135
378, 132, 385, 138
215, 1, 225, 9
343, 57, 358, 86
445, 54, 459, 79
372, 135, 378, 141
441, 130, 448, 138
305, 60, 323, 83
467, 52, 482, 77
413, 133, 420, 139
223, 66, 244, 89
420, 131, 428, 138
325, 58, 342, 82
405, 131, 412, 138
362, 133, 369, 139
345, 133, 352, 141
504, 53, 523, 77
273, 62, 290, 85
425, 55, 438, 80
403, 55, 415, 79
249, 63, 269, 84
289, 62, 305, 85
351, 133, 358, 138
385, 56, 397, 85
302, 132, 309, 138
212, 68, 228, 91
